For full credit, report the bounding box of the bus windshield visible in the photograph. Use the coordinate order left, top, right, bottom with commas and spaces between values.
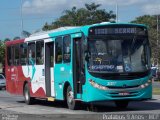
88, 35, 150, 73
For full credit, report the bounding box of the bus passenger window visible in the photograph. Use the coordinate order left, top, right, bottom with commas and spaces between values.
55, 37, 62, 63
28, 43, 36, 65
7, 46, 12, 66
20, 43, 27, 65
14, 45, 20, 66
63, 36, 71, 63
36, 41, 44, 65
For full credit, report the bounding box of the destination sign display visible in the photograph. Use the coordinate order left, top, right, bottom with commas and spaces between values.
89, 26, 147, 35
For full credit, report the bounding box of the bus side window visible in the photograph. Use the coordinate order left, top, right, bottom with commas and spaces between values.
36, 41, 44, 65
28, 42, 36, 65
63, 36, 71, 63
55, 37, 62, 63
20, 43, 28, 65
14, 44, 20, 66
11, 46, 14, 66
7, 46, 12, 66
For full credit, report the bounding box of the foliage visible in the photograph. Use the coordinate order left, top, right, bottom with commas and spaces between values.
22, 30, 31, 38
4, 38, 10, 42
13, 36, 20, 40
0, 41, 5, 64
131, 15, 160, 65
42, 3, 116, 30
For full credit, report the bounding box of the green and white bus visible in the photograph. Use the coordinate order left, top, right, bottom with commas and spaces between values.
6, 22, 152, 110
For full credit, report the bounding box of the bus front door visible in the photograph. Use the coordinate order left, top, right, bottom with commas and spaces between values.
73, 38, 85, 98
45, 42, 55, 97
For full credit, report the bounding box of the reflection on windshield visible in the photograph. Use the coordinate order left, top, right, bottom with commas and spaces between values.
88, 37, 149, 73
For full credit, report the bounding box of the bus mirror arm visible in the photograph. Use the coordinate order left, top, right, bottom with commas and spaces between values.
149, 46, 152, 57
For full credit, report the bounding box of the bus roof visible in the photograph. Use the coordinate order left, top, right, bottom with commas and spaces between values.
25, 26, 81, 42
30, 26, 80, 37
6, 22, 148, 44
25, 22, 147, 42
90, 22, 147, 28
5, 39, 25, 46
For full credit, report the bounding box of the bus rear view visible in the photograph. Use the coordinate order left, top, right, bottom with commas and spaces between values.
83, 24, 152, 108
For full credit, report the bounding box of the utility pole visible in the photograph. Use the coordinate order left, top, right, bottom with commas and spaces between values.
157, 15, 159, 68
20, 0, 24, 38
116, 3, 118, 22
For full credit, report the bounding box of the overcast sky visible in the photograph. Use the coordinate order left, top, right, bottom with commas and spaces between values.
0, 0, 160, 40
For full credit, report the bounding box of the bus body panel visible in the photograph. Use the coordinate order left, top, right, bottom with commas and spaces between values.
5, 39, 28, 95
21, 65, 46, 98
5, 23, 152, 105
54, 64, 73, 100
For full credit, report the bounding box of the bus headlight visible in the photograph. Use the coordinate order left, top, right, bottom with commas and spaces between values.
140, 84, 145, 88
140, 79, 152, 88
89, 79, 108, 90
145, 83, 149, 86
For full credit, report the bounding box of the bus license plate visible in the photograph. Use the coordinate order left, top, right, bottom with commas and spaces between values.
119, 92, 130, 95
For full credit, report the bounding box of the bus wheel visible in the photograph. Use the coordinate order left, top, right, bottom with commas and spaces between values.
66, 86, 78, 110
24, 83, 34, 105
115, 100, 129, 109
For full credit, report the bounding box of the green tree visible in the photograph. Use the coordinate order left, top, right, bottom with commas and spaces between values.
22, 30, 31, 38
13, 36, 20, 40
43, 22, 51, 31
4, 38, 10, 42
131, 15, 160, 65
0, 41, 5, 64
42, 3, 116, 30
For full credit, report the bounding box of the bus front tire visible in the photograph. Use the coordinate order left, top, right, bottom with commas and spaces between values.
24, 83, 34, 105
66, 86, 79, 110
115, 100, 129, 109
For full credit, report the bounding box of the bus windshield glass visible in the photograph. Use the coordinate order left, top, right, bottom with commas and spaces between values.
88, 35, 150, 73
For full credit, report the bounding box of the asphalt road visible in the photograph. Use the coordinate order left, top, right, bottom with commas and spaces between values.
0, 90, 160, 120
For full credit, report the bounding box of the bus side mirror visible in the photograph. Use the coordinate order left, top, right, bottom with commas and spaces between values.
83, 41, 89, 62
85, 51, 90, 62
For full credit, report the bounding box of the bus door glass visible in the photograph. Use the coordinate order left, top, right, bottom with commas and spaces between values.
45, 42, 55, 97
73, 37, 85, 96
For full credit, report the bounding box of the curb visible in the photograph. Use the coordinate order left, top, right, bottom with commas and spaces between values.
153, 95, 160, 100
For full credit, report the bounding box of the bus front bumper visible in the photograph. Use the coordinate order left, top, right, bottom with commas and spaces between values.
83, 83, 152, 102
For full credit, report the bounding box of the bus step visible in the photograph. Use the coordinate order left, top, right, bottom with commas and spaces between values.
47, 97, 55, 101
